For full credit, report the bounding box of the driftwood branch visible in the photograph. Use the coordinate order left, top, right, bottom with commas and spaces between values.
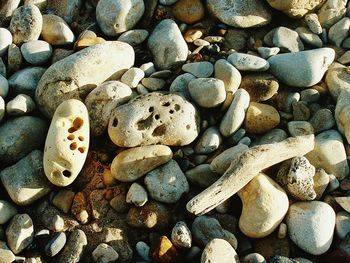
186, 135, 315, 215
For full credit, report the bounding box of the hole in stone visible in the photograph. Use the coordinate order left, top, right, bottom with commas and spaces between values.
152, 124, 166, 137
149, 107, 154, 112
70, 142, 77, 150
186, 124, 191, 130
73, 117, 84, 130
154, 114, 160, 120
137, 113, 154, 130
67, 134, 75, 140
174, 104, 181, 111
78, 147, 85, 153
169, 110, 174, 114
162, 102, 171, 107
78, 136, 84, 141
112, 117, 119, 127
68, 127, 76, 133
63, 170, 71, 177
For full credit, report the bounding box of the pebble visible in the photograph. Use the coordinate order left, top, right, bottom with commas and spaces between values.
6, 214, 34, 254
193, 38, 210, 47
266, 0, 324, 18
20, 40, 52, 65
8, 67, 45, 97
136, 241, 151, 262
309, 108, 335, 133
0, 57, 5, 76
273, 27, 304, 52
244, 102, 280, 134
7, 43, 22, 72
242, 253, 266, 263
0, 116, 47, 163
0, 96, 4, 121
0, 28, 12, 56
171, 221, 192, 248
295, 27, 323, 47
52, 189, 75, 213
6, 94, 36, 116
257, 47, 280, 59
287, 121, 314, 137
0, 241, 15, 263
9, 4, 42, 45
317, 0, 347, 29
253, 128, 288, 146
0, 0, 20, 25
286, 201, 335, 255
207, 0, 271, 28
278, 223, 288, 239
169, 73, 196, 100
141, 77, 166, 91
300, 88, 320, 102
152, 235, 179, 263
45, 232, 66, 257
140, 62, 156, 77
159, 0, 178, 5
306, 129, 349, 180
144, 159, 189, 203
126, 183, 148, 207
268, 48, 335, 87
182, 62, 213, 78
305, 13, 323, 34
335, 197, 350, 213
228, 52, 269, 71
184, 29, 203, 43
336, 211, 350, 239
85, 81, 132, 137
41, 14, 75, 45
172, 0, 205, 24
121, 67, 145, 88
254, 235, 290, 259
328, 17, 350, 47
214, 59, 241, 98
117, 29, 149, 46
148, 19, 188, 70
92, 243, 119, 263
0, 74, 9, 97
58, 230, 87, 263
313, 168, 329, 199
338, 50, 350, 64
224, 29, 248, 51
201, 238, 239, 263
335, 89, 350, 144
238, 173, 289, 238
0, 200, 17, 224
194, 127, 222, 154
185, 164, 220, 188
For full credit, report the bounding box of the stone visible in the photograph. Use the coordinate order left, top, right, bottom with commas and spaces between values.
0, 57, 5, 76
108, 92, 200, 147
273, 27, 304, 52
242, 253, 266, 263
317, 0, 347, 29
194, 127, 222, 154
313, 168, 329, 199
214, 59, 241, 98
52, 189, 75, 213
305, 13, 323, 34
7, 43, 22, 72
160, 0, 178, 5
126, 183, 148, 207
286, 201, 335, 255
136, 241, 151, 262
36, 41, 134, 117
240, 73, 278, 102
335, 89, 350, 144
287, 121, 314, 137
224, 29, 248, 51
85, 81, 132, 137
117, 29, 149, 46
41, 14, 75, 45
266, 0, 325, 18
238, 173, 289, 238
191, 216, 237, 249
185, 164, 220, 188
201, 239, 239, 263
0, 28, 12, 56
207, 0, 271, 28
338, 51, 350, 64
51, 48, 74, 63
45, 232, 66, 257
144, 160, 189, 203
141, 78, 166, 91
335, 197, 350, 213
140, 62, 156, 76
58, 230, 87, 263
92, 243, 119, 263
182, 62, 213, 78
336, 211, 350, 239
152, 236, 179, 263
8, 67, 45, 97
96, 0, 144, 36
6, 94, 36, 115
184, 29, 203, 43
268, 48, 335, 87
310, 108, 335, 133
9, 4, 42, 45
306, 129, 349, 180
171, 221, 192, 248
300, 88, 320, 102
0, 241, 15, 263
257, 47, 280, 59
169, 73, 196, 100
0, 74, 9, 98
44, 99, 89, 187
295, 27, 323, 47
329, 17, 350, 46
254, 235, 290, 259
0, 0, 20, 25
172, 0, 205, 24
0, 96, 4, 122
121, 67, 145, 88
6, 214, 34, 254
148, 19, 188, 70
244, 102, 280, 134
0, 116, 47, 163
228, 53, 269, 71
45, 0, 80, 23
0, 200, 17, 224
20, 40, 52, 65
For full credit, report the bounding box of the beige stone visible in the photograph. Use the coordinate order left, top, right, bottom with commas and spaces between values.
41, 14, 75, 45
266, 0, 325, 18
44, 99, 89, 186
52, 189, 75, 213
172, 0, 205, 24
111, 145, 173, 182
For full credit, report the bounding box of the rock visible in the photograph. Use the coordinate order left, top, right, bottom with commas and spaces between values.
335, 197, 350, 213
172, 0, 205, 24
254, 235, 290, 259
127, 201, 171, 229
0, 116, 47, 163
121, 67, 145, 88
317, 0, 347, 29
240, 73, 278, 102
0, 0, 20, 26
44, 99, 89, 187
148, 19, 188, 70
92, 243, 119, 263
0, 200, 17, 224
336, 211, 350, 239
306, 129, 349, 180
228, 53, 269, 71
182, 62, 213, 78
287, 121, 314, 137
171, 221, 192, 248
244, 102, 280, 134
300, 88, 320, 102
20, 40, 52, 65
45, 0, 80, 23
108, 92, 200, 147
9, 4, 42, 45
36, 41, 134, 117
192, 216, 237, 249
257, 47, 280, 59
329, 17, 350, 46
41, 14, 75, 45
144, 159, 189, 203
194, 127, 222, 154
295, 27, 323, 47
58, 230, 87, 263
7, 43, 22, 72
136, 241, 151, 262
188, 78, 226, 108
185, 164, 220, 188
0, 57, 5, 76
0, 96, 4, 121
338, 50, 350, 64
201, 239, 239, 263
0, 74, 9, 97
268, 48, 335, 87
6, 214, 34, 254
276, 157, 316, 200
305, 13, 323, 34
85, 81, 132, 137
238, 173, 289, 238
45, 232, 66, 257
126, 183, 148, 207
52, 189, 75, 213
273, 27, 304, 52
266, 0, 325, 18
286, 201, 335, 255
117, 29, 149, 46
313, 168, 329, 199
140, 62, 156, 76
310, 108, 335, 133
141, 77, 166, 91
207, 0, 271, 28
8, 67, 46, 97
6, 94, 36, 115
0, 241, 15, 263
152, 235, 179, 263
214, 59, 241, 99
169, 73, 196, 100
242, 253, 266, 263
0, 28, 12, 56
96, 0, 144, 36
224, 29, 248, 51
335, 89, 350, 144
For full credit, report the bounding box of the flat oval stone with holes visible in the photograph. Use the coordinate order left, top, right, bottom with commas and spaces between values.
44, 99, 89, 187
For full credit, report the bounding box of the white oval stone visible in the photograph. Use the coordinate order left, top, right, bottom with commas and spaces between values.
92, 243, 119, 263
182, 62, 214, 78
228, 53, 269, 71
0, 74, 9, 98
201, 238, 239, 263
0, 28, 12, 57
121, 67, 145, 88
171, 221, 192, 248
20, 40, 52, 65
6, 94, 36, 116
126, 183, 148, 207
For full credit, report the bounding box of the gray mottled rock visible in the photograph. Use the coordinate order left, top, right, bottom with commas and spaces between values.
300, 88, 320, 102
0, 200, 17, 224
118, 29, 149, 46
287, 121, 314, 137
310, 108, 335, 133
0, 0, 20, 26
305, 13, 323, 34
20, 40, 52, 65
0, 28, 12, 56
169, 73, 196, 100
242, 253, 266, 263
194, 126, 222, 154
329, 17, 350, 46
326, 63, 350, 99
46, 0, 81, 24
6, 94, 36, 116
6, 214, 34, 254
1, 150, 52, 205
58, 229, 87, 263
185, 164, 220, 188
171, 221, 192, 248
121, 67, 145, 88
148, 19, 188, 70
92, 243, 119, 263
295, 27, 323, 47
257, 47, 280, 59
141, 77, 166, 91
136, 241, 151, 261
182, 62, 214, 78
201, 238, 239, 263
317, 0, 347, 29
228, 53, 269, 71
0, 116, 47, 163
45, 232, 66, 257
252, 128, 288, 146
273, 27, 304, 52
7, 43, 22, 72
336, 211, 350, 239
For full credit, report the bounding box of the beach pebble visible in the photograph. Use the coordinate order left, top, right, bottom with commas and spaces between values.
0, 241, 15, 263
295, 27, 323, 47
305, 13, 323, 34
300, 88, 320, 102
171, 221, 192, 248
96, 0, 145, 36
0, 74, 9, 97
136, 241, 151, 262
45, 232, 66, 257
336, 211, 350, 239
117, 29, 149, 46
52, 189, 75, 213
6, 94, 36, 115
266, 0, 324, 18
0, 96, 4, 121
126, 183, 148, 207
172, 0, 205, 24
0, 200, 17, 224
313, 168, 329, 200
310, 108, 335, 133
214, 59, 241, 98
144, 159, 189, 203
121, 68, 145, 88
328, 17, 350, 47
0, 28, 12, 56
140, 62, 156, 77
286, 201, 335, 255
185, 164, 220, 188
201, 238, 239, 263
58, 229, 87, 263
8, 67, 45, 97
141, 77, 165, 91
257, 47, 280, 59
194, 127, 222, 154
317, 0, 347, 29
0, 58, 5, 76
152, 235, 179, 263
273, 27, 304, 52
228, 53, 269, 71
92, 243, 119, 263
242, 253, 266, 263
41, 14, 75, 45
20, 40, 52, 65
335, 197, 350, 213
6, 214, 34, 254
182, 62, 213, 78
287, 121, 314, 137
169, 73, 196, 100
335, 89, 350, 144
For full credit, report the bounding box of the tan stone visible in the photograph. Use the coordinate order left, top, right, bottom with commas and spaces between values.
74, 37, 105, 51
52, 189, 75, 213
41, 14, 75, 45
266, 0, 325, 18
152, 236, 179, 263
172, 0, 205, 24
